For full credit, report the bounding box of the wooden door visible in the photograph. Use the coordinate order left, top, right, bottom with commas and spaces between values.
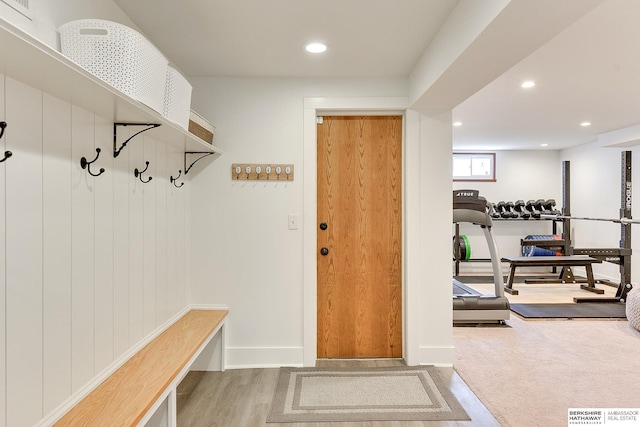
317, 116, 402, 358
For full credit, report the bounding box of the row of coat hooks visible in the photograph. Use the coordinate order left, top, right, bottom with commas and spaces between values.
80, 123, 188, 186
1, 121, 215, 186
81, 146, 182, 187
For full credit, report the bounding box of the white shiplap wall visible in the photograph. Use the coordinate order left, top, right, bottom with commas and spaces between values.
0, 74, 190, 426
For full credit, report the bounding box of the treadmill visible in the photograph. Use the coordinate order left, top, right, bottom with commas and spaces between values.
453, 190, 510, 324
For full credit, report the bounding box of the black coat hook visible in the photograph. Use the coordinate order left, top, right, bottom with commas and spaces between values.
0, 121, 12, 163
134, 161, 152, 183
170, 170, 184, 188
80, 148, 105, 177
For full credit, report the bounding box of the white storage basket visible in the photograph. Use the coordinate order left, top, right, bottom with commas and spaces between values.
59, 19, 168, 113
163, 66, 192, 130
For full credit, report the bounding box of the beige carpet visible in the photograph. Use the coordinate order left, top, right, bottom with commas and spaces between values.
267, 366, 470, 423
454, 315, 640, 427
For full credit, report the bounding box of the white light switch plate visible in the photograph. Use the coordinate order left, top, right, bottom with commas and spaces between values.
288, 214, 299, 230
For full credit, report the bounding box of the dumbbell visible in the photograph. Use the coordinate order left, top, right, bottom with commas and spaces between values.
514, 200, 530, 219
504, 201, 519, 218
526, 200, 541, 219
495, 201, 510, 218
543, 199, 560, 215
488, 202, 501, 219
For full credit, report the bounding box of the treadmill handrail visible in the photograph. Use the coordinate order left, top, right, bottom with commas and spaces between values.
453, 208, 492, 227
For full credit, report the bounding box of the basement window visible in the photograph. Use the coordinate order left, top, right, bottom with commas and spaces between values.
453, 152, 496, 182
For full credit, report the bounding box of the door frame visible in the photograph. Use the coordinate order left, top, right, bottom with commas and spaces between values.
302, 97, 410, 366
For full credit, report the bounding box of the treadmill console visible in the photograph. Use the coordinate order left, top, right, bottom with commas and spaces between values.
453, 190, 487, 212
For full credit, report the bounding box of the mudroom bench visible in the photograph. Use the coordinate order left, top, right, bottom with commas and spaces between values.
53, 309, 228, 427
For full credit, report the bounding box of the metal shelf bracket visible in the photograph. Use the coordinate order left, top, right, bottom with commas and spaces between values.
113, 122, 161, 158
184, 151, 215, 175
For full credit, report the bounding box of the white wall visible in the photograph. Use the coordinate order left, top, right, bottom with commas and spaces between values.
188, 77, 411, 367
453, 150, 561, 272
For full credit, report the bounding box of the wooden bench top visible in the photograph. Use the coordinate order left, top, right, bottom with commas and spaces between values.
503, 255, 601, 266
55, 309, 228, 427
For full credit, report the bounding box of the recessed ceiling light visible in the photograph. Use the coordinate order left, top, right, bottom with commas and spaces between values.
580, 121, 591, 127
540, 143, 549, 147
305, 43, 327, 53
521, 80, 535, 88
453, 121, 462, 127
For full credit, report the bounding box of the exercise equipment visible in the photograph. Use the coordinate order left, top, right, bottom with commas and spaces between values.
526, 200, 542, 218
521, 234, 562, 256
542, 199, 560, 215
453, 235, 471, 260
495, 201, 509, 218
452, 190, 510, 324
504, 201, 519, 218
488, 202, 501, 219
520, 152, 634, 303
514, 200, 530, 219
541, 214, 640, 225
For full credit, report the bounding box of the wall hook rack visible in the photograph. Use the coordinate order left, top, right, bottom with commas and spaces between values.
80, 148, 105, 177
0, 121, 12, 163
170, 170, 184, 188
185, 151, 215, 175
134, 161, 152, 183
113, 123, 161, 158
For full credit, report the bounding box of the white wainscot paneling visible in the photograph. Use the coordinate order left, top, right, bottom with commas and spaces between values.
42, 93, 72, 414
154, 142, 168, 325
0, 73, 7, 427
128, 132, 145, 346
173, 147, 187, 311
166, 148, 178, 317
113, 135, 130, 357
93, 114, 115, 374
5, 76, 44, 426
71, 105, 96, 392
143, 136, 157, 335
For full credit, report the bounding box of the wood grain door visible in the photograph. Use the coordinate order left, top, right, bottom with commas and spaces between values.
317, 116, 402, 359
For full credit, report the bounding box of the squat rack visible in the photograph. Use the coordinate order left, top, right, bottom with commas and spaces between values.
543, 151, 634, 303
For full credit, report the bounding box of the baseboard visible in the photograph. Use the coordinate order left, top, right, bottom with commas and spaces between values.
419, 345, 454, 367
225, 346, 304, 369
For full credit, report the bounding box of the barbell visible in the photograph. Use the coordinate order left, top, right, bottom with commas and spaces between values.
541, 213, 640, 225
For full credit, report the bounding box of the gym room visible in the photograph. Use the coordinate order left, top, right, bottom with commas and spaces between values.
1, 0, 639, 426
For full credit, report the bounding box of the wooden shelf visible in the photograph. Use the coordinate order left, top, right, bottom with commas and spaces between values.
0, 17, 222, 158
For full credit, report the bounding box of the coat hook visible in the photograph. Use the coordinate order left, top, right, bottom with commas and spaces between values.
0, 121, 11, 163
134, 161, 152, 183
170, 170, 184, 188
80, 148, 105, 177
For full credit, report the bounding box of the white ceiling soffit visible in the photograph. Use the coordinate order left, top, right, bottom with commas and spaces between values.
113, 0, 459, 78
453, 0, 640, 151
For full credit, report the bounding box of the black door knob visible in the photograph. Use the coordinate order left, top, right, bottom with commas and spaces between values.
320, 247, 329, 256
319, 222, 328, 230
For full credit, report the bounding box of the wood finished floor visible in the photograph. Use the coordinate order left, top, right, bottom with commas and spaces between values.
176, 359, 500, 427
177, 273, 618, 426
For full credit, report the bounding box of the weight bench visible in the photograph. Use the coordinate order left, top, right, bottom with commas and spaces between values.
502, 255, 602, 295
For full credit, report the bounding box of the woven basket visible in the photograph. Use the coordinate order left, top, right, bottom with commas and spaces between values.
59, 19, 168, 113
163, 66, 192, 130
626, 288, 640, 331
188, 110, 215, 144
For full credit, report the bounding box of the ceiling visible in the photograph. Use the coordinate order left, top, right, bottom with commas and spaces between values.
114, 0, 640, 151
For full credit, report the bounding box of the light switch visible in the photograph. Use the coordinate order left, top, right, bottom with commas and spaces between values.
288, 214, 299, 230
